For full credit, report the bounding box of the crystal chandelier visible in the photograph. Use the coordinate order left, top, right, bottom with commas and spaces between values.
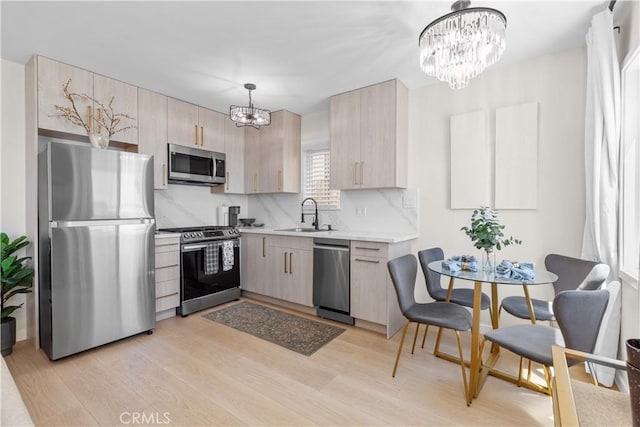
229, 83, 271, 128
418, 0, 507, 89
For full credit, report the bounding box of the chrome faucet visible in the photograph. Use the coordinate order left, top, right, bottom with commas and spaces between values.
301, 197, 319, 230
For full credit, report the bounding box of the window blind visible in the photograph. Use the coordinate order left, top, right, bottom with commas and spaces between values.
304, 150, 340, 208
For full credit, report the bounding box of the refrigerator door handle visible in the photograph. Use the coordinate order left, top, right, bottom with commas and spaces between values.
51, 218, 155, 228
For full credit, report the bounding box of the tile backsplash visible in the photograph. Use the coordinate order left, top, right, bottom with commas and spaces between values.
155, 184, 248, 228
156, 184, 418, 235
247, 188, 418, 234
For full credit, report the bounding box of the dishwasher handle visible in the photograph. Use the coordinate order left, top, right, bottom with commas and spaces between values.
313, 237, 349, 248
313, 245, 349, 252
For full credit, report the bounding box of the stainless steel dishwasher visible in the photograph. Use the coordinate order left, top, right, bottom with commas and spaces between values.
313, 238, 354, 325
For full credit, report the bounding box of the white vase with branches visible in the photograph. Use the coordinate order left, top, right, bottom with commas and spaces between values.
51, 79, 136, 148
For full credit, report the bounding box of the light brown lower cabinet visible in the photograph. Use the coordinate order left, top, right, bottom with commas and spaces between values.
241, 234, 409, 337
241, 234, 313, 307
155, 234, 180, 321
241, 234, 269, 295
349, 240, 409, 338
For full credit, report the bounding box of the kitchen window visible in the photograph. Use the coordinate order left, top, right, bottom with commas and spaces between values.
303, 150, 340, 209
620, 45, 640, 282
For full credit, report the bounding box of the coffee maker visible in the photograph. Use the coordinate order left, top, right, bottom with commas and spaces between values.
229, 206, 240, 227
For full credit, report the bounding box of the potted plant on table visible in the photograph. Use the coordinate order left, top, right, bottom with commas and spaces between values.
460, 207, 522, 272
1, 233, 34, 356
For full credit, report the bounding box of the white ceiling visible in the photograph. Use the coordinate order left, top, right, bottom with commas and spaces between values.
1, 1, 609, 115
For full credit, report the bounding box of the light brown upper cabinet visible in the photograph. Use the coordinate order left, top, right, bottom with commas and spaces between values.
92, 74, 138, 145
167, 98, 225, 152
137, 88, 168, 190
330, 79, 408, 190
244, 110, 301, 194
36, 56, 138, 145
222, 118, 245, 193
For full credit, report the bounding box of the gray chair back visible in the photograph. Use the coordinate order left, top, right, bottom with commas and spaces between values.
417, 247, 445, 300
545, 254, 609, 294
554, 289, 609, 355
387, 254, 418, 316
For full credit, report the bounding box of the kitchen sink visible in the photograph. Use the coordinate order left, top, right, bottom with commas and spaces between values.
275, 228, 324, 233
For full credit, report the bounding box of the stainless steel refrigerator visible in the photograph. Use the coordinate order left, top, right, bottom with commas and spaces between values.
38, 141, 156, 360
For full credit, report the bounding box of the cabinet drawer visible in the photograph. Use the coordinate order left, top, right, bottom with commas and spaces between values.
156, 291, 180, 312
156, 278, 179, 298
351, 241, 388, 258
156, 242, 180, 253
156, 251, 179, 268
268, 235, 313, 250
156, 265, 179, 282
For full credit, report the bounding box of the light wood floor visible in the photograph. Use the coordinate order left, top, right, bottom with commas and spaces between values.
5, 298, 554, 426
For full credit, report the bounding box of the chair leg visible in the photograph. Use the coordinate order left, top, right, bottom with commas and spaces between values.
434, 327, 444, 355
421, 324, 429, 349
542, 365, 552, 395
455, 331, 470, 406
411, 323, 420, 354
392, 321, 410, 378
527, 359, 532, 382
517, 357, 524, 386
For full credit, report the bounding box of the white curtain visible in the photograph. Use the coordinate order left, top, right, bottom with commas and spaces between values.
582, 9, 621, 387
582, 9, 620, 278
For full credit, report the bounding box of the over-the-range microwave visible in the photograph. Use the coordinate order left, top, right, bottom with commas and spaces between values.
167, 143, 225, 186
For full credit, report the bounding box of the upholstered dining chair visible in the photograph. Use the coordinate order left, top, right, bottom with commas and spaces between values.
418, 247, 491, 356
387, 254, 473, 403
500, 253, 609, 322
482, 288, 610, 394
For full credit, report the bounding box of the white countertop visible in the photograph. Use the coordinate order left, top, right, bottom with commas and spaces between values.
239, 227, 417, 244
155, 231, 181, 239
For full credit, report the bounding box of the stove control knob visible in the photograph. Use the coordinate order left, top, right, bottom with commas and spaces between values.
197, 232, 204, 238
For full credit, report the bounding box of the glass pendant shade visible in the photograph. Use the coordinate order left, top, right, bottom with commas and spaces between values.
419, 1, 506, 89
229, 83, 271, 128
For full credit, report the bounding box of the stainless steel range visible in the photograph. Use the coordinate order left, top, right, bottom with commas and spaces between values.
158, 226, 241, 316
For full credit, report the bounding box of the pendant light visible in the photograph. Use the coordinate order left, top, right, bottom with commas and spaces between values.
418, 0, 507, 89
229, 83, 271, 128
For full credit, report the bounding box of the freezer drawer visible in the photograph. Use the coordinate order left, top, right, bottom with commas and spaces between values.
43, 221, 155, 360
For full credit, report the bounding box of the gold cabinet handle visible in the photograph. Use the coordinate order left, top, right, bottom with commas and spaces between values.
284, 252, 288, 274
97, 108, 103, 134
226, 172, 230, 190
289, 252, 293, 275
360, 161, 364, 186
354, 162, 359, 185
87, 106, 93, 133
355, 258, 380, 264
201, 126, 204, 146
253, 173, 258, 192
262, 237, 265, 257
194, 124, 198, 145
163, 164, 167, 186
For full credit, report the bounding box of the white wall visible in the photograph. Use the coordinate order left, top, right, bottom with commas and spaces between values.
0, 59, 28, 341
408, 48, 588, 327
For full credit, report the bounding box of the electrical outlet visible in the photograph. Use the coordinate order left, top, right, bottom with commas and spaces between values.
403, 195, 417, 209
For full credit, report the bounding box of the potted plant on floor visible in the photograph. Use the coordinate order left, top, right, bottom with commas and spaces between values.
1, 232, 34, 356
461, 207, 522, 272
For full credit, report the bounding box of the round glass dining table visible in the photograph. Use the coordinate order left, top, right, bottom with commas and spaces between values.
426, 260, 558, 404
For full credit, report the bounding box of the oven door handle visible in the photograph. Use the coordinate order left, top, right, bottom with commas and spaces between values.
182, 243, 208, 252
